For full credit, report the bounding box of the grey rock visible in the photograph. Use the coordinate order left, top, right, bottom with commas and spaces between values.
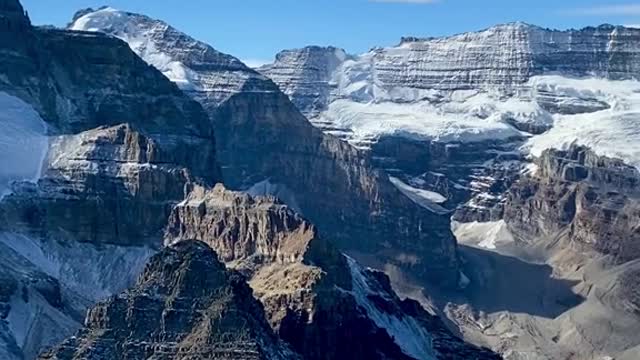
504, 144, 640, 263
39, 241, 300, 360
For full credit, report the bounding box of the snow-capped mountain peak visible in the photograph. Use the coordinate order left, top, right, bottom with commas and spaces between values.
69, 7, 279, 103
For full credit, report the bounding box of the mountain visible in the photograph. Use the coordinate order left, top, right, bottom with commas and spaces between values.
41, 183, 500, 360
39, 241, 300, 360
164, 184, 501, 360
261, 23, 640, 115
0, 0, 221, 357
0, 1, 499, 359
68, 7, 465, 289
259, 24, 640, 360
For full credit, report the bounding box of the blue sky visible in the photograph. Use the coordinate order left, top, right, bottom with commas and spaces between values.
21, 0, 640, 66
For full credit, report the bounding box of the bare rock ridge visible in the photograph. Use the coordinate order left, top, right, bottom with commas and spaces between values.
39, 241, 300, 360
264, 46, 349, 116
166, 185, 501, 360
68, 8, 462, 288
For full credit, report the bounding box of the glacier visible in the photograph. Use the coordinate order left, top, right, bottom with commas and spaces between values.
0, 92, 48, 199
524, 76, 640, 169
260, 23, 640, 169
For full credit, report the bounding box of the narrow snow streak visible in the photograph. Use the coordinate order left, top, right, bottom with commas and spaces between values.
389, 176, 449, 214
347, 257, 436, 360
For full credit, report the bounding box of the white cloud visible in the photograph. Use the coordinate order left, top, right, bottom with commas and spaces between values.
370, 0, 439, 3
241, 58, 271, 68
566, 4, 640, 16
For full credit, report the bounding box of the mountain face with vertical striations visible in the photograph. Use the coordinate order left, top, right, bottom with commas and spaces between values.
68, 7, 464, 290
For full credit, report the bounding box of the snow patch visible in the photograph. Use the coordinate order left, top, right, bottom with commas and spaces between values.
389, 176, 449, 214
246, 179, 302, 213
452, 220, 515, 250
0, 232, 154, 302
6, 291, 79, 358
70, 8, 201, 91
346, 257, 436, 360
0, 92, 48, 199
315, 98, 524, 146
524, 76, 640, 169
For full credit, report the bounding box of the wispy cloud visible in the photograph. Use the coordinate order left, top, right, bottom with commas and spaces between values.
565, 4, 640, 16
369, 0, 439, 4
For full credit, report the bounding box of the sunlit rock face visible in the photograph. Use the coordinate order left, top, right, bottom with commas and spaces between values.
164, 186, 501, 360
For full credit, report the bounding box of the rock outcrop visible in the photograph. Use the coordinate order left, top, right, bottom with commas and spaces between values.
504, 145, 640, 263
39, 241, 300, 360
439, 145, 640, 360
165, 185, 501, 360
69, 8, 462, 288
260, 46, 348, 116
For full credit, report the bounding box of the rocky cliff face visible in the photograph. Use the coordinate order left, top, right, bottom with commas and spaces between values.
164, 185, 501, 360
69, 8, 463, 289
39, 241, 300, 360
443, 145, 640, 360
1, 10, 222, 247
261, 46, 348, 116
504, 145, 640, 263
0, 1, 223, 358
258, 24, 640, 224
261, 23, 640, 115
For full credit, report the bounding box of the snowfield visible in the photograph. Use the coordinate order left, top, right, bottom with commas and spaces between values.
0, 92, 48, 199
452, 220, 515, 250
524, 76, 640, 169
389, 176, 449, 214
314, 97, 525, 145
70, 7, 202, 91
313, 74, 640, 169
